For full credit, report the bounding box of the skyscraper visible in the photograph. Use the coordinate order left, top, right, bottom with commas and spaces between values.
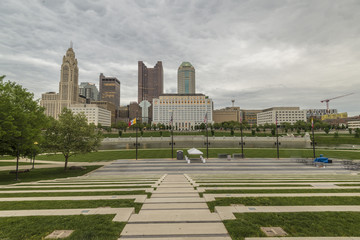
138, 61, 163, 103
79, 82, 99, 102
99, 73, 121, 109
41, 46, 84, 119
177, 62, 195, 94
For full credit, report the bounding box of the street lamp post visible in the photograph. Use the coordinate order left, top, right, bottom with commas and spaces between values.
240, 123, 244, 158
32, 142, 38, 169
311, 117, 316, 158
275, 112, 280, 159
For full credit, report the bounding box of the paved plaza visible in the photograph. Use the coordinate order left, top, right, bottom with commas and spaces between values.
1, 157, 360, 239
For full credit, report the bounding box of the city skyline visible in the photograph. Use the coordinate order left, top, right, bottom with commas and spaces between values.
1, 0, 360, 115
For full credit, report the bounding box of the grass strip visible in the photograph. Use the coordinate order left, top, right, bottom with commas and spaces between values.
224, 212, 360, 240
197, 180, 360, 183
337, 184, 360, 186
0, 199, 142, 213
204, 188, 360, 194
0, 162, 46, 167
36, 148, 360, 161
207, 196, 360, 212
0, 215, 125, 240
0, 185, 152, 191
200, 184, 312, 187
0, 166, 102, 185
0, 190, 151, 198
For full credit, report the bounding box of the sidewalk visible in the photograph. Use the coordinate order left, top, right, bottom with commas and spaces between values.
119, 174, 231, 239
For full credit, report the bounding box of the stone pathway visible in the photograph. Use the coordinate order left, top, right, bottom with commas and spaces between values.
119, 174, 231, 239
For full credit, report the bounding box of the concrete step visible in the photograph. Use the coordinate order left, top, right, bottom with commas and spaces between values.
128, 210, 219, 222
120, 222, 230, 236
141, 203, 209, 210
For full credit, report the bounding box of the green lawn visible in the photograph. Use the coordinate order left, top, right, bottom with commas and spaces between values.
0, 215, 125, 240
0, 166, 102, 185
36, 148, 360, 162
224, 212, 360, 240
200, 184, 312, 187
0, 156, 15, 160
0, 199, 143, 213
207, 196, 360, 212
203, 188, 360, 195
0, 190, 150, 198
316, 135, 360, 145
0, 185, 152, 191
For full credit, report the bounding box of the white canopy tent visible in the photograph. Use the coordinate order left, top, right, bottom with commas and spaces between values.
187, 148, 203, 155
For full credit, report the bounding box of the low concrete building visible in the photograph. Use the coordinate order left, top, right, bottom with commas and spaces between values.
152, 94, 213, 130
348, 121, 360, 129
242, 109, 262, 125
321, 112, 348, 121
213, 107, 241, 123
69, 104, 111, 127
306, 109, 337, 120
257, 107, 306, 125
91, 101, 117, 125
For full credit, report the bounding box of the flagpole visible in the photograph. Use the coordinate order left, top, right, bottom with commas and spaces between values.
276, 112, 280, 159
135, 119, 138, 160
171, 113, 174, 160
312, 117, 316, 158
240, 122, 244, 159
206, 113, 209, 160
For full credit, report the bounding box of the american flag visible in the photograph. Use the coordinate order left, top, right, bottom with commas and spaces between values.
311, 118, 314, 129
169, 112, 173, 125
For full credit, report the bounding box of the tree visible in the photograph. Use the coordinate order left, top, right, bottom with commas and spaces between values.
324, 127, 330, 134
355, 128, 360, 138
0, 76, 48, 180
349, 128, 352, 134
44, 108, 103, 170
334, 131, 339, 138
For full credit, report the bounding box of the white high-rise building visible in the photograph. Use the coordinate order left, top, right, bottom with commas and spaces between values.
152, 94, 213, 130
69, 104, 111, 127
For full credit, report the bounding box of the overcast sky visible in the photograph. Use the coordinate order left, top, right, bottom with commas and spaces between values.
1, 0, 359, 116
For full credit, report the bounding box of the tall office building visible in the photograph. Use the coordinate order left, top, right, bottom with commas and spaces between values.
177, 62, 195, 94
99, 73, 120, 109
41, 46, 84, 119
79, 82, 99, 101
138, 61, 163, 103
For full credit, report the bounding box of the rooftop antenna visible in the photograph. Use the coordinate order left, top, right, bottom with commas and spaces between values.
231, 99, 235, 107
70, 41, 73, 48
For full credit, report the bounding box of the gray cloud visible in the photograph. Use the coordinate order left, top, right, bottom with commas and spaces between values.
0, 0, 359, 115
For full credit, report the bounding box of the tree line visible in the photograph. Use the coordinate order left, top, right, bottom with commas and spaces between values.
0, 76, 102, 179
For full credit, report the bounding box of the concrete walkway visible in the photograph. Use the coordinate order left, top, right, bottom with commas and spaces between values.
119, 174, 231, 239
216, 205, 360, 220
0, 207, 134, 222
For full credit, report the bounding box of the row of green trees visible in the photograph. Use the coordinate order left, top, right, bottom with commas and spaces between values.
111, 118, 354, 135
0, 76, 102, 179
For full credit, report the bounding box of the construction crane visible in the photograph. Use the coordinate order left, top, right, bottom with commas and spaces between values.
320, 93, 354, 113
